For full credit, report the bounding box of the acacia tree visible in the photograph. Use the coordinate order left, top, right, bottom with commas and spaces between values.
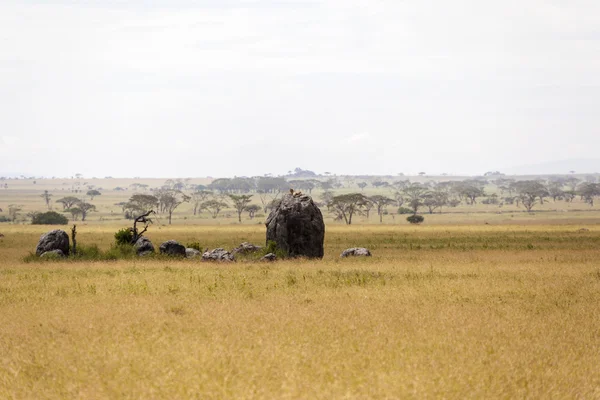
369, 195, 394, 223
191, 190, 212, 215
245, 204, 261, 220
69, 207, 82, 221
56, 196, 80, 210
327, 193, 368, 225
77, 202, 96, 221
40, 190, 52, 210
402, 183, 428, 215
86, 189, 101, 200
201, 200, 228, 219
357, 182, 368, 191
228, 194, 253, 222
161, 190, 190, 224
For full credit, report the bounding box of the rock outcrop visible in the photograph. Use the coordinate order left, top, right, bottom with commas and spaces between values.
340, 247, 372, 258
265, 193, 324, 259
134, 237, 155, 256
159, 240, 186, 257
36, 230, 70, 256
260, 253, 277, 262
202, 248, 235, 262
232, 242, 262, 255
186, 248, 201, 258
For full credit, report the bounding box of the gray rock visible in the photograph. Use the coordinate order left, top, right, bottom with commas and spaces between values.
40, 249, 66, 258
266, 193, 325, 259
186, 248, 201, 258
260, 253, 277, 262
232, 242, 263, 255
202, 248, 235, 262
36, 229, 69, 256
340, 247, 372, 258
159, 240, 186, 257
134, 237, 155, 256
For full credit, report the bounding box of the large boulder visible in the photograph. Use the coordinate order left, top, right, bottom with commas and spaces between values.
36, 230, 69, 256
232, 242, 262, 255
134, 237, 155, 256
340, 247, 372, 258
159, 240, 186, 257
266, 193, 324, 259
202, 248, 235, 262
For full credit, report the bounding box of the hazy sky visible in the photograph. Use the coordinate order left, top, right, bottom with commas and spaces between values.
1, 0, 599, 178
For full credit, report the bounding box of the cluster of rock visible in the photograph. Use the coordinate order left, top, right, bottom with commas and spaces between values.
34, 194, 374, 262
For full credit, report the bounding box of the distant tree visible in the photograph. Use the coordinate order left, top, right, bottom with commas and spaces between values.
578, 183, 600, 206
513, 181, 549, 212
418, 172, 426, 176
369, 195, 394, 223
8, 204, 22, 222
327, 193, 368, 225
160, 190, 190, 224
191, 190, 213, 215
228, 194, 253, 222
40, 190, 52, 210
69, 207, 82, 221
454, 180, 486, 205
128, 194, 158, 211
86, 189, 101, 200
56, 196, 80, 210
402, 183, 428, 215
201, 200, 228, 219
357, 182, 368, 191
245, 204, 261, 220
78, 202, 96, 221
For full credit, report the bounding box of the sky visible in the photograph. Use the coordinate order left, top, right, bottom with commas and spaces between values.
1, 0, 599, 178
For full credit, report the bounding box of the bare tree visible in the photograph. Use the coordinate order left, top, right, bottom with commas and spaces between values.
40, 190, 52, 210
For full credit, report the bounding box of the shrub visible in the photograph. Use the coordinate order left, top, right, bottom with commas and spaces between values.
0, 216, 10, 223
265, 240, 287, 259
398, 207, 413, 215
114, 228, 133, 245
187, 242, 202, 251
31, 211, 68, 225
406, 215, 425, 224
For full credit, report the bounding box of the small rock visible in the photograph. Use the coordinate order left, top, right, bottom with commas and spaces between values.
40, 249, 66, 258
0, 233, 4, 238
340, 247, 372, 258
202, 248, 235, 262
186, 248, 201, 258
36, 230, 70, 256
260, 253, 277, 262
232, 242, 263, 255
134, 237, 155, 256
159, 240, 186, 257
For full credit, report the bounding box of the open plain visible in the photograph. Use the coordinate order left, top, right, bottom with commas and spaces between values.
1, 221, 599, 399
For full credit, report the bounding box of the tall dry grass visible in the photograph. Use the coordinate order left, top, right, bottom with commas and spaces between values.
0, 224, 599, 398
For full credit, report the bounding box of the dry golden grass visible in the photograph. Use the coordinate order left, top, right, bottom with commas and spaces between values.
1, 224, 600, 399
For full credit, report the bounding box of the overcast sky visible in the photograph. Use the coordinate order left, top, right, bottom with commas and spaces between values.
1, 0, 599, 178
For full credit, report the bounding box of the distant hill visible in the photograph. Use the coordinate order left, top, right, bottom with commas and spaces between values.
499, 159, 600, 176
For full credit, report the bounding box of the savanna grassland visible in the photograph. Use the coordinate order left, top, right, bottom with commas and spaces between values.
1, 223, 600, 399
